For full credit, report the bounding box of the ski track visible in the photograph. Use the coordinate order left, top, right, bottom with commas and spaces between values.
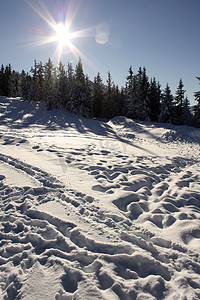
0, 98, 200, 299
0, 152, 200, 299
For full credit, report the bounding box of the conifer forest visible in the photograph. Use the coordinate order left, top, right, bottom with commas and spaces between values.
0, 58, 200, 127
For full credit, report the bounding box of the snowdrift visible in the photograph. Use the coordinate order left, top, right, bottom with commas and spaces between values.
0, 97, 200, 299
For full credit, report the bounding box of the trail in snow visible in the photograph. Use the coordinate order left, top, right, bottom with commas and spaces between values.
0, 97, 200, 300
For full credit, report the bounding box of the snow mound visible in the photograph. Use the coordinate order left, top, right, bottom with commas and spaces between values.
109, 116, 135, 126
161, 126, 200, 144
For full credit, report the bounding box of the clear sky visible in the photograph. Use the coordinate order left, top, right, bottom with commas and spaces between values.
1, 0, 200, 105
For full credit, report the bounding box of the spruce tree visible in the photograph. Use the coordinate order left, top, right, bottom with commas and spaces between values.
103, 71, 114, 118
55, 61, 67, 108
194, 76, 200, 126
37, 61, 44, 102
30, 60, 44, 102
30, 60, 39, 101
147, 78, 161, 122
73, 57, 87, 115
183, 95, 192, 125
120, 87, 126, 116
43, 58, 55, 109
20, 70, 31, 100
113, 85, 123, 116
0, 64, 4, 95
1, 64, 12, 96
75, 57, 85, 85
65, 62, 75, 110
135, 67, 149, 121
9, 70, 20, 97
174, 79, 185, 125
84, 74, 92, 117
124, 66, 136, 118
160, 83, 174, 123
92, 72, 104, 118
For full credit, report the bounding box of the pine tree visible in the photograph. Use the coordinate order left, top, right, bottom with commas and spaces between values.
135, 67, 149, 121
20, 70, 31, 100
113, 85, 123, 116
37, 61, 44, 102
103, 71, 114, 118
73, 57, 87, 115
65, 62, 75, 111
1, 64, 12, 96
43, 58, 55, 109
0, 64, 4, 95
30, 60, 44, 102
160, 83, 174, 123
55, 61, 67, 108
75, 57, 85, 86
120, 87, 126, 116
66, 57, 91, 116
174, 79, 185, 125
84, 74, 92, 117
52, 67, 59, 108
91, 72, 104, 118
147, 78, 161, 122
9, 70, 20, 97
124, 66, 150, 120
124, 66, 136, 118
183, 96, 192, 125
30, 60, 39, 101
194, 76, 200, 127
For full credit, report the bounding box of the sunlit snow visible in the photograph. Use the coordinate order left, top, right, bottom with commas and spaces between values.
0, 97, 200, 299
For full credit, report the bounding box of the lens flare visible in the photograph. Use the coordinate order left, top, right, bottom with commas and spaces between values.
95, 23, 110, 45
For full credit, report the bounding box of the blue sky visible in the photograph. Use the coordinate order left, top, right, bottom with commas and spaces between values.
1, 0, 200, 105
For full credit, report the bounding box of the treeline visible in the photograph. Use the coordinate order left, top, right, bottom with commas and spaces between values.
0, 58, 200, 127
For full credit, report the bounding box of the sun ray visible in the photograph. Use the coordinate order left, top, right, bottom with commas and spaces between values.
25, 0, 57, 31
71, 26, 96, 39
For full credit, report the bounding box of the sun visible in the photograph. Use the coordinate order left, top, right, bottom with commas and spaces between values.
25, 0, 96, 63
54, 23, 72, 50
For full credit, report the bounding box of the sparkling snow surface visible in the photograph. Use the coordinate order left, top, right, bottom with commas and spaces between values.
0, 97, 200, 300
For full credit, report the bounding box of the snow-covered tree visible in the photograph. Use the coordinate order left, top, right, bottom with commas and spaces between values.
194, 76, 200, 126
124, 66, 149, 120
124, 66, 137, 118
20, 70, 31, 101
42, 58, 55, 109
134, 67, 149, 121
183, 95, 192, 125
103, 71, 114, 118
0, 64, 12, 96
147, 78, 161, 122
0, 65, 4, 95
53, 61, 66, 108
173, 79, 185, 125
84, 74, 92, 117
66, 57, 91, 116
9, 70, 20, 97
113, 85, 124, 116
73, 57, 87, 115
30, 60, 44, 102
91, 72, 104, 118
65, 62, 75, 110
160, 83, 174, 123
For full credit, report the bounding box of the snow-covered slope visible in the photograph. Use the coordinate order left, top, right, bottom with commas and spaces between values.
0, 97, 200, 300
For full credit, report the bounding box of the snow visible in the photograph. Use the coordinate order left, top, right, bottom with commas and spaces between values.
0, 96, 200, 299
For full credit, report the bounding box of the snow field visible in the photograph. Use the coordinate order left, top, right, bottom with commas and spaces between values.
0, 97, 200, 299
